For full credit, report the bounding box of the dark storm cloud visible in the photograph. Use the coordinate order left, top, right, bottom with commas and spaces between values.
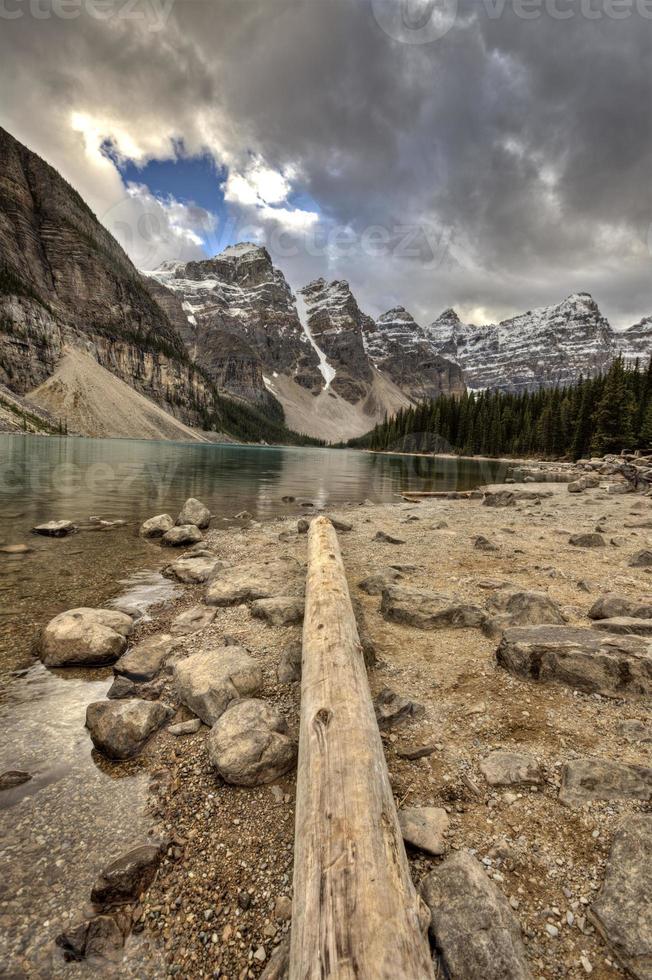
0, 0, 650, 327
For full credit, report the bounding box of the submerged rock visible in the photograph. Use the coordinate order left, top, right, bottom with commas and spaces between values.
207, 698, 297, 786
176, 497, 211, 529
85, 699, 172, 759
496, 625, 652, 698
174, 646, 263, 725
39, 607, 133, 667
32, 520, 76, 537
91, 843, 162, 907
0, 769, 31, 790
420, 851, 532, 980
57, 914, 126, 964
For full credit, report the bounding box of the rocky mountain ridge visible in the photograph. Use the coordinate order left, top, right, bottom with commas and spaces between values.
146, 251, 465, 440
426, 293, 649, 392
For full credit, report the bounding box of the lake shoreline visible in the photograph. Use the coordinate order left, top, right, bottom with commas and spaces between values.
12, 451, 651, 978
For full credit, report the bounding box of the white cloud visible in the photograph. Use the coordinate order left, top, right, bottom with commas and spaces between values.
103, 182, 216, 270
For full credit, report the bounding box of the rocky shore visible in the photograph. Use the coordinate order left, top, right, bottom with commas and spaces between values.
6, 461, 652, 979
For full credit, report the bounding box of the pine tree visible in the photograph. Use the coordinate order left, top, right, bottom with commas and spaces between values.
591, 357, 635, 455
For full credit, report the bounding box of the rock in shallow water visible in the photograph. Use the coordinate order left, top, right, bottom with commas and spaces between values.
173, 646, 263, 725
207, 698, 297, 786
85, 699, 172, 759
176, 497, 211, 529
139, 514, 174, 538
419, 851, 532, 980
161, 524, 203, 547
591, 815, 652, 979
32, 520, 76, 537
39, 607, 133, 667
57, 914, 126, 964
91, 843, 162, 906
0, 769, 31, 790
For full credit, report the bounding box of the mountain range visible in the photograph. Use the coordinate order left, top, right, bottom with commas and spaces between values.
0, 126, 649, 443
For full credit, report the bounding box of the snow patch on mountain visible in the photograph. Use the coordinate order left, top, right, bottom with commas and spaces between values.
295, 291, 336, 388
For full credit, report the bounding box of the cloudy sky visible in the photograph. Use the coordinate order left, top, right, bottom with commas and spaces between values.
1, 0, 650, 327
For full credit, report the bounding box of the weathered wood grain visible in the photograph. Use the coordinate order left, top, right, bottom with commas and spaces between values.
290, 516, 434, 980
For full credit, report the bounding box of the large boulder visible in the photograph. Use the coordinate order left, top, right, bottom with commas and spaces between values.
250, 597, 304, 626
589, 593, 652, 620
419, 851, 532, 980
381, 586, 486, 630
398, 807, 449, 856
91, 843, 162, 907
139, 514, 174, 539
173, 646, 263, 725
85, 699, 172, 759
559, 757, 652, 806
113, 633, 177, 682
591, 816, 652, 979
39, 608, 133, 667
176, 498, 211, 529
496, 626, 652, 698
207, 698, 297, 786
205, 558, 301, 607
484, 590, 565, 637
161, 525, 203, 547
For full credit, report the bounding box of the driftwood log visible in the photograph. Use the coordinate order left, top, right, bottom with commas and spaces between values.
290, 516, 434, 980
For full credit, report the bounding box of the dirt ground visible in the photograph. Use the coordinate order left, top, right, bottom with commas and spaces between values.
99, 483, 652, 978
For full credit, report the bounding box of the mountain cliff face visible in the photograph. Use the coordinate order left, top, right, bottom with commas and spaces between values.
617, 316, 652, 363
363, 306, 465, 402
148, 258, 465, 441
146, 244, 322, 408
0, 125, 215, 428
426, 293, 618, 392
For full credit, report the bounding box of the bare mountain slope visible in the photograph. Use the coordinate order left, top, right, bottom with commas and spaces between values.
28, 348, 210, 442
